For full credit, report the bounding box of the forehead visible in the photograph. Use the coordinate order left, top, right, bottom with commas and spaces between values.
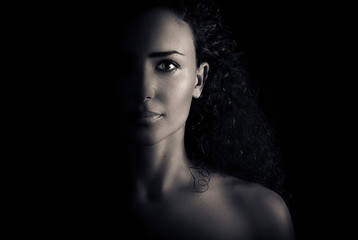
120, 8, 195, 56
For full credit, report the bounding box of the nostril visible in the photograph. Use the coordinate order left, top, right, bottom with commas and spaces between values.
133, 96, 152, 103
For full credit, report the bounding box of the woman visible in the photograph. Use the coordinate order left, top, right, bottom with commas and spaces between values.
115, 0, 295, 239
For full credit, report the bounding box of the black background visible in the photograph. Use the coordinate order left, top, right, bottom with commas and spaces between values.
9, 1, 353, 238
215, 1, 353, 239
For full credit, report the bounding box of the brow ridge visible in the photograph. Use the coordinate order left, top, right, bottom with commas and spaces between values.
148, 51, 184, 58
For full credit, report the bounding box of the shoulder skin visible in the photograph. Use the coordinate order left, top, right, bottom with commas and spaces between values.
210, 173, 296, 240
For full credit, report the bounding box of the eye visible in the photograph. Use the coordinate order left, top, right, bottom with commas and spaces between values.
155, 60, 180, 72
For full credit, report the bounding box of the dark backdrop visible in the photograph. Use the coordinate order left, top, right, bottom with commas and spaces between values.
215, 1, 352, 239
19, 1, 351, 238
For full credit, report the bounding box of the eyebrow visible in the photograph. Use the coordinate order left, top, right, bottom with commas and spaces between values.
148, 51, 185, 58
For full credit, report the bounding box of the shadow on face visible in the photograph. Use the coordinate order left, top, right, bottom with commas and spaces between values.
114, 8, 204, 146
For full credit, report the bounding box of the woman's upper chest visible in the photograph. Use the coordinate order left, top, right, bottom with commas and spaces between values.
131, 189, 251, 240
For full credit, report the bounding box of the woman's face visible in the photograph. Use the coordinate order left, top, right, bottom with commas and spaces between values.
117, 8, 208, 145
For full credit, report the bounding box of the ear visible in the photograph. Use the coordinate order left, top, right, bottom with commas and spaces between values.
193, 62, 209, 99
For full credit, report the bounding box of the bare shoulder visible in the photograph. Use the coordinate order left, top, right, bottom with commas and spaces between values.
210, 173, 296, 240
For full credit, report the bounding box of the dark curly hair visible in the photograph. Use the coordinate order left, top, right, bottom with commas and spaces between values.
119, 0, 286, 196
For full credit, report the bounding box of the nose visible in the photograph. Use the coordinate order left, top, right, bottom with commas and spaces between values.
134, 63, 155, 103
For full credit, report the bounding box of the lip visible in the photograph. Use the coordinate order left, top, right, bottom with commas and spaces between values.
133, 111, 164, 123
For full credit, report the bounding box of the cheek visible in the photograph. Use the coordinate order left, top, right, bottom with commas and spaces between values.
163, 71, 196, 117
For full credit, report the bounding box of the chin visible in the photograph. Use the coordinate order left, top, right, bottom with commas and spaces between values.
128, 122, 185, 146
130, 130, 165, 146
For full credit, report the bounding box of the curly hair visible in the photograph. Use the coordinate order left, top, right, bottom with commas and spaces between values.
120, 0, 286, 195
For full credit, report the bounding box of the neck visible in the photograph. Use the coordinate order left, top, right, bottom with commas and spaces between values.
127, 127, 192, 200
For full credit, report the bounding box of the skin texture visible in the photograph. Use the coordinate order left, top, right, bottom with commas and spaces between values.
118, 8, 295, 240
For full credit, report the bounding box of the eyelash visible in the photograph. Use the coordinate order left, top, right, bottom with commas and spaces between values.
155, 60, 181, 73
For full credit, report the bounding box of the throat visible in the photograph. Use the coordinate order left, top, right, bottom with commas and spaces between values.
132, 154, 193, 202
128, 129, 193, 201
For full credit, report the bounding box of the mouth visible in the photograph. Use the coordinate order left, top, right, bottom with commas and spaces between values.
133, 111, 164, 123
